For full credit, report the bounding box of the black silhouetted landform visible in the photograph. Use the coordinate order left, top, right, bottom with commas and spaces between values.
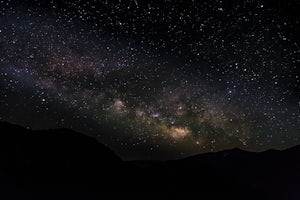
0, 121, 299, 200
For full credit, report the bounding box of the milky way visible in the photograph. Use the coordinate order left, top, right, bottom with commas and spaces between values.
0, 0, 300, 159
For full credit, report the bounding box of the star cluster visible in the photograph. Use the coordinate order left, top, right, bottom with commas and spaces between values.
0, 0, 299, 159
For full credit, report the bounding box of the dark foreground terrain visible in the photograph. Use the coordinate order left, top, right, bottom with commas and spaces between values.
0, 121, 299, 200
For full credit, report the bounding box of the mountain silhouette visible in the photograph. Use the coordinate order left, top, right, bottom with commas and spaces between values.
0, 121, 299, 200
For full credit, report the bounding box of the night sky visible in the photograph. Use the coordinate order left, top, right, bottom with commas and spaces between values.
0, 0, 299, 160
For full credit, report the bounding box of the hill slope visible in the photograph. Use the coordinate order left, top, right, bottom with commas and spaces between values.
0, 121, 299, 200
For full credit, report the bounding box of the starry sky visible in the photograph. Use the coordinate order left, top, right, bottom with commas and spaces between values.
0, 0, 299, 160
